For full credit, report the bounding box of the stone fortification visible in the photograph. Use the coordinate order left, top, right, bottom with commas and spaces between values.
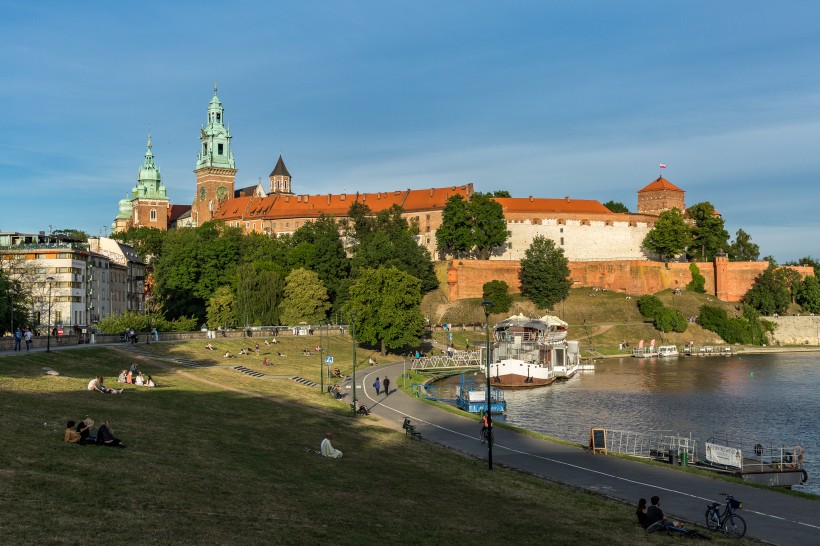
767, 315, 820, 345
447, 259, 813, 303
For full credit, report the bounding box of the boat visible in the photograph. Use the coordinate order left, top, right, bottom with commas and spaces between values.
455, 375, 506, 414
657, 345, 679, 358
482, 314, 580, 388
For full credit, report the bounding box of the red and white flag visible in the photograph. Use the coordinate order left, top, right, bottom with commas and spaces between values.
638, 339, 644, 349
650, 339, 656, 348
659, 163, 667, 169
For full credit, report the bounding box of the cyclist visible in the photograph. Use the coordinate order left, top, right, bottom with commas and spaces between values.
481, 410, 491, 442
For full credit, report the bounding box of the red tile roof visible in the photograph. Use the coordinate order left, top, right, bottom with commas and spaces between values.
167, 204, 191, 223
638, 177, 684, 193
493, 197, 612, 214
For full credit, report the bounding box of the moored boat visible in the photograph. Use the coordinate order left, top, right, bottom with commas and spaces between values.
483, 314, 580, 388
657, 345, 679, 358
455, 375, 506, 414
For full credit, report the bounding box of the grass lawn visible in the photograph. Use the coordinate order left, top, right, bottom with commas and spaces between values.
1, 344, 733, 545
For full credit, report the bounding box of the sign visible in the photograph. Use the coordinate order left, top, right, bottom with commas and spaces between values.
57, 329, 64, 336
705, 442, 742, 470
325, 356, 334, 365
589, 428, 607, 454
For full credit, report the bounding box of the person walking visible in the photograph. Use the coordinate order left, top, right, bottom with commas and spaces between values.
24, 328, 32, 351
383, 376, 390, 396
14, 327, 22, 351
373, 376, 381, 396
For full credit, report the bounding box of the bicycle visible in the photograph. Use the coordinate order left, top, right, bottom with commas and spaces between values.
705, 493, 746, 538
480, 427, 494, 446
646, 520, 711, 540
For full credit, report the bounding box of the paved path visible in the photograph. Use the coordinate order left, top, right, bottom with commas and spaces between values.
356, 360, 819, 545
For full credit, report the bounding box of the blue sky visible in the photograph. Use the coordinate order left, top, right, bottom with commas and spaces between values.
2, 1, 820, 262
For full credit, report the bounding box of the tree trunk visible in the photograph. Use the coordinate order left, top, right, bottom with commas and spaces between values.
380, 338, 386, 356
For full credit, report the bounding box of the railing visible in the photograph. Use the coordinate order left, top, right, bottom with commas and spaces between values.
603, 429, 699, 462
410, 350, 482, 371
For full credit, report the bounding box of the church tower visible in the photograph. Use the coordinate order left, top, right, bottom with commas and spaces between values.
268, 154, 292, 194
193, 85, 237, 226
129, 133, 170, 230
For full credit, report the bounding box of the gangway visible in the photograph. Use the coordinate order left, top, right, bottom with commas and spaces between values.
602, 429, 699, 464
410, 350, 482, 373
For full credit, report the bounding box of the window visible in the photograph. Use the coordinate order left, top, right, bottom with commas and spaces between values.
560, 237, 564, 245
150, 209, 157, 221
218, 143, 224, 155
560, 228, 564, 233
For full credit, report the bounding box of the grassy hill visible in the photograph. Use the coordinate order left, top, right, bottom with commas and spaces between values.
1, 342, 737, 544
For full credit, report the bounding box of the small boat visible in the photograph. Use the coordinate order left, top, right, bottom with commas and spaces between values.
483, 314, 580, 388
657, 345, 679, 358
455, 375, 506, 414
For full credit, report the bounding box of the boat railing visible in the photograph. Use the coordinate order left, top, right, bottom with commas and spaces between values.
603, 429, 699, 462
705, 434, 804, 472
495, 344, 541, 364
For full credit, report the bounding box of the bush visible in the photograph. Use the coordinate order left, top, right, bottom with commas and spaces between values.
654, 307, 688, 333
482, 280, 512, 314
637, 295, 663, 319
96, 311, 198, 334
697, 304, 771, 345
687, 263, 706, 293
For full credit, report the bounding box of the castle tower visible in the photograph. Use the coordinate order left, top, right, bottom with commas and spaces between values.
268, 154, 292, 194
129, 133, 170, 230
193, 85, 237, 226
637, 176, 685, 216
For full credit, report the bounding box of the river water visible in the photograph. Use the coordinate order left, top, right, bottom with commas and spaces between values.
436, 352, 820, 494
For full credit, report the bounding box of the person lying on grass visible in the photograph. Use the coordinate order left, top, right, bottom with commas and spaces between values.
88, 376, 122, 394
96, 421, 126, 448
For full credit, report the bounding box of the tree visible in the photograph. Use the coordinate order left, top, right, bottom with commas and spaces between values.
291, 216, 350, 304
654, 307, 687, 333
345, 266, 425, 355
482, 280, 512, 314
0, 269, 28, 335
637, 295, 663, 319
602, 201, 629, 213
206, 286, 235, 329
642, 208, 690, 261
436, 193, 508, 259
686, 263, 706, 293
110, 227, 165, 260
519, 235, 572, 309
742, 265, 791, 316
491, 190, 511, 198
279, 268, 331, 325
727, 229, 760, 262
796, 276, 820, 314
51, 228, 89, 242
234, 264, 285, 326
686, 202, 729, 261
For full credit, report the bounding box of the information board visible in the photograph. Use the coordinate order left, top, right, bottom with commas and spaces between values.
589, 428, 607, 454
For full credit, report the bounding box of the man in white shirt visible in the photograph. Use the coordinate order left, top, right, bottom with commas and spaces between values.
320, 433, 343, 458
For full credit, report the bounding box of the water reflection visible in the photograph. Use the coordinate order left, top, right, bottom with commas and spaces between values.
435, 353, 819, 494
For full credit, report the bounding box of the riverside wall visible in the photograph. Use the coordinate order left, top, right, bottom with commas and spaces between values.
767, 315, 820, 346
446, 259, 813, 303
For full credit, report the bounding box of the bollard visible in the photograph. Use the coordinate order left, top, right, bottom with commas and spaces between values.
680, 451, 688, 466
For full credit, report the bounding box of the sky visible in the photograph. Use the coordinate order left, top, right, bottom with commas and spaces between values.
2, 1, 820, 262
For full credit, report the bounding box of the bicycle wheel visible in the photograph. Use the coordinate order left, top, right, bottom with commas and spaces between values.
722, 514, 746, 539
705, 509, 720, 531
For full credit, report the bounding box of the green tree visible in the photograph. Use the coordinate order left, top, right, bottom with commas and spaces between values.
727, 229, 760, 262
292, 216, 350, 303
51, 228, 88, 242
742, 265, 791, 316
637, 295, 663, 319
654, 307, 687, 333
0, 270, 28, 335
796, 276, 820, 314
602, 201, 629, 213
491, 190, 511, 198
686, 202, 730, 261
234, 264, 285, 326
436, 193, 508, 259
345, 266, 425, 355
110, 226, 166, 260
686, 263, 706, 293
206, 285, 235, 329
279, 268, 331, 325
482, 280, 512, 314
519, 235, 572, 309
642, 208, 690, 261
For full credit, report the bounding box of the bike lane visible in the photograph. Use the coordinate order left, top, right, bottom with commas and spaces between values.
355, 360, 819, 545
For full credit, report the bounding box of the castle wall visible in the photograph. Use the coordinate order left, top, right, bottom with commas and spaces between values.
446, 259, 813, 302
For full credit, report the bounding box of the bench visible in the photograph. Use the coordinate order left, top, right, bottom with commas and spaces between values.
403, 418, 422, 440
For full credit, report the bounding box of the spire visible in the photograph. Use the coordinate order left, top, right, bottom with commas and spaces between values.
133, 132, 167, 199
197, 86, 235, 170
269, 154, 291, 177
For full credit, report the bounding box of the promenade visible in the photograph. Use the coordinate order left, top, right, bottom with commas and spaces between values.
356, 360, 819, 545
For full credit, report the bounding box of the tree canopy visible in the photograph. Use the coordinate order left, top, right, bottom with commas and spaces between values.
727, 229, 760, 262
436, 193, 508, 259
345, 266, 425, 354
602, 201, 629, 213
686, 202, 729, 261
519, 235, 572, 309
279, 268, 331, 325
742, 265, 792, 316
642, 208, 690, 261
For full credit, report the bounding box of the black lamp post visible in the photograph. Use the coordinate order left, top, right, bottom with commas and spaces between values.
481, 300, 493, 470
318, 320, 324, 394
46, 276, 54, 352
351, 313, 357, 415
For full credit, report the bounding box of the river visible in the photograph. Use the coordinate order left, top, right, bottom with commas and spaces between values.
435, 352, 820, 494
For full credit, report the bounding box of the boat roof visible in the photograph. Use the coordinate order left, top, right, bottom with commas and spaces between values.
494, 314, 568, 330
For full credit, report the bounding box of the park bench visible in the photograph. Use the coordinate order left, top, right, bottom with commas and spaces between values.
403, 418, 422, 440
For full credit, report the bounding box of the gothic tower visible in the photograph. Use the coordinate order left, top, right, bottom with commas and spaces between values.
268, 154, 292, 194
129, 133, 170, 230
193, 85, 237, 226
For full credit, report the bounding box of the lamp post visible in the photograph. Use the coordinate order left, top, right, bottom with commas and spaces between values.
481, 300, 494, 470
318, 320, 324, 394
350, 312, 357, 415
46, 277, 54, 352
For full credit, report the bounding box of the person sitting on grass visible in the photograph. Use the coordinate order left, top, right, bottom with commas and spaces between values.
76, 418, 97, 444
320, 433, 342, 458
239, 348, 247, 355
145, 375, 156, 387
645, 496, 679, 530
135, 373, 145, 386
117, 370, 127, 383
636, 498, 648, 528
223, 351, 235, 358
205, 342, 216, 351
95, 420, 125, 448
88, 376, 122, 394
261, 358, 270, 366
64, 421, 82, 443
276, 351, 286, 358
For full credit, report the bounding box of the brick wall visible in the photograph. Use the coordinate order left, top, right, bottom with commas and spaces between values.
447, 259, 813, 302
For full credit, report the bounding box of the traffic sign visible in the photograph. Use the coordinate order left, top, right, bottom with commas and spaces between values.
325, 356, 334, 365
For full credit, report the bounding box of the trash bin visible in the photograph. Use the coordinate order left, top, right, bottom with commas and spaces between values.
680, 451, 688, 466
668, 452, 677, 465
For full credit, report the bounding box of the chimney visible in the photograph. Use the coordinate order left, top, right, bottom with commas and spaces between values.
341, 194, 346, 201
529, 196, 533, 202
297, 195, 302, 203
430, 189, 434, 197
303, 195, 308, 203
328, 194, 332, 205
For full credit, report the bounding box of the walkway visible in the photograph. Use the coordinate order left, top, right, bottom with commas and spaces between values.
357, 360, 819, 545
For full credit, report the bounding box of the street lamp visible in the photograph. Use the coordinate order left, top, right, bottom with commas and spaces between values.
350, 312, 357, 415
318, 320, 324, 394
481, 300, 494, 470
46, 277, 54, 352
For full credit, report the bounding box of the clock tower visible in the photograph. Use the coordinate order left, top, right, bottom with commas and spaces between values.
193, 85, 237, 226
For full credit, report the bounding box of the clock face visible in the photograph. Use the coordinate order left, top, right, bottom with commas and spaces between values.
216, 186, 228, 200
200, 187, 206, 201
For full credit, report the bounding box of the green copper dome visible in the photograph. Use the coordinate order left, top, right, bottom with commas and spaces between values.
196, 84, 236, 170
132, 133, 168, 199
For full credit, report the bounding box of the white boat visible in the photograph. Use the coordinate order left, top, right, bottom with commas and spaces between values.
657, 345, 679, 358
482, 314, 580, 388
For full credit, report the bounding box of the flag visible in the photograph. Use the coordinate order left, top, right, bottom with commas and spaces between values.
650, 339, 656, 348
659, 164, 667, 169
638, 339, 644, 349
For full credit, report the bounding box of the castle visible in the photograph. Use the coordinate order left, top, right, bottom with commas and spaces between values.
113, 88, 690, 263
